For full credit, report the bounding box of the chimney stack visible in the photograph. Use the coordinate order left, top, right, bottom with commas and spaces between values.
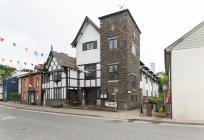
150, 62, 155, 73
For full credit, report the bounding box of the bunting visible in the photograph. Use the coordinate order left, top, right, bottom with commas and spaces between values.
25, 48, 28, 52
34, 51, 38, 55
0, 36, 46, 58
0, 37, 4, 42
0, 35, 48, 69
13, 42, 16, 47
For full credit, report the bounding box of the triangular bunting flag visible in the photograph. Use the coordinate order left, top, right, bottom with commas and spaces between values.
34, 51, 38, 55
0, 37, 4, 42
13, 42, 16, 47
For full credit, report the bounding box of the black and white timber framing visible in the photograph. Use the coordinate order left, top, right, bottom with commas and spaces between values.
42, 50, 78, 106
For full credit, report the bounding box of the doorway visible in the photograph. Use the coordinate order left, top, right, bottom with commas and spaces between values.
28, 90, 35, 104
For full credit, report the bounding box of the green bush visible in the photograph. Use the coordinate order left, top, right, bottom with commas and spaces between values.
155, 108, 159, 112
159, 92, 165, 100
11, 93, 21, 102
159, 106, 164, 112
149, 96, 162, 104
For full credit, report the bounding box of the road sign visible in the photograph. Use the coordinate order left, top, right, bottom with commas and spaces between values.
105, 101, 117, 108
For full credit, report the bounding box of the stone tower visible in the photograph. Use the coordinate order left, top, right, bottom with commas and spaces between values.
99, 9, 141, 109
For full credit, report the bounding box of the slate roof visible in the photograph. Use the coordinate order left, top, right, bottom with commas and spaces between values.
165, 20, 204, 52
35, 64, 44, 71
52, 51, 76, 69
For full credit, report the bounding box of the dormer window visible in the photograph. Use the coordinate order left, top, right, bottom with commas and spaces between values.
82, 41, 97, 51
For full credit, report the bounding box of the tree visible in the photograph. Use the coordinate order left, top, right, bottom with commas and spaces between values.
0, 64, 16, 77
156, 72, 168, 99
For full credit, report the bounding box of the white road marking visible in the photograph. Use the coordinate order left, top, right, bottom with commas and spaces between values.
0, 116, 15, 121
159, 122, 204, 128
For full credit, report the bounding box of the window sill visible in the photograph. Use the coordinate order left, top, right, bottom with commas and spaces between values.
108, 48, 119, 51
108, 80, 119, 83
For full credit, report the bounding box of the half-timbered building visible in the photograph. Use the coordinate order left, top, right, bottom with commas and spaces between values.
42, 48, 78, 106
71, 16, 101, 106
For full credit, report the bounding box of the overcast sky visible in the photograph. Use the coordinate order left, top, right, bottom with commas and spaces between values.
0, 0, 203, 72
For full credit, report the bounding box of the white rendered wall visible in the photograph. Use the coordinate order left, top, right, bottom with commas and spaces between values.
140, 72, 159, 97
172, 47, 204, 120
76, 23, 100, 65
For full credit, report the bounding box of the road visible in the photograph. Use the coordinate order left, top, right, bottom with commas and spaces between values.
0, 105, 204, 140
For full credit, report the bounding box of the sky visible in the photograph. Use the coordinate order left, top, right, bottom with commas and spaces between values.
0, 0, 203, 72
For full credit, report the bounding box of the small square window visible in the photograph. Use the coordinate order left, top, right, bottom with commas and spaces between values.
108, 38, 117, 49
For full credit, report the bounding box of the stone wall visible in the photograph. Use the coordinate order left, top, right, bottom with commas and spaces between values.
100, 10, 141, 109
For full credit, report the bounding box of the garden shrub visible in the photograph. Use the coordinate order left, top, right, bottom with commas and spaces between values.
11, 93, 21, 102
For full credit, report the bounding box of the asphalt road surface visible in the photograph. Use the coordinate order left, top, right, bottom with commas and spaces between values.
0, 105, 204, 140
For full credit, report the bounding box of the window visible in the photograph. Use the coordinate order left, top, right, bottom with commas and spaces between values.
131, 75, 137, 89
85, 64, 96, 80
109, 64, 118, 80
45, 74, 50, 83
145, 76, 148, 84
53, 71, 62, 81
131, 95, 134, 102
57, 72, 62, 80
36, 78, 39, 87
82, 41, 97, 51
131, 95, 137, 102
23, 79, 26, 88
131, 42, 139, 56
108, 38, 117, 49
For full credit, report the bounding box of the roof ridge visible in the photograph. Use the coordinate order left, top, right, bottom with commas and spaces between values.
71, 16, 99, 47
165, 20, 204, 52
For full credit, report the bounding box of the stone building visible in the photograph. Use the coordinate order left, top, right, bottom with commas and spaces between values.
72, 9, 144, 109
99, 9, 141, 109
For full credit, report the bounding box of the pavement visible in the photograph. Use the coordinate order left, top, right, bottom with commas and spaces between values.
1, 105, 204, 140
0, 101, 204, 126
